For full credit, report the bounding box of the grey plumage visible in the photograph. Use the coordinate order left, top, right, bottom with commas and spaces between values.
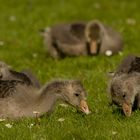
0, 79, 90, 119
0, 61, 41, 88
21, 69, 41, 88
41, 20, 123, 58
115, 55, 140, 75
109, 55, 140, 116
0, 80, 24, 98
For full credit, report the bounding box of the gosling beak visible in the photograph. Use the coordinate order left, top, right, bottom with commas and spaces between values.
122, 103, 132, 117
79, 100, 90, 114
90, 41, 98, 55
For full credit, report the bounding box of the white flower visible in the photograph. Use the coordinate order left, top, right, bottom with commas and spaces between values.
126, 18, 136, 25
5, 123, 12, 128
119, 51, 123, 56
9, 16, 16, 22
59, 103, 68, 108
28, 123, 34, 128
30, 123, 34, 127
112, 131, 117, 135
105, 50, 113, 56
0, 41, 4, 46
0, 119, 5, 122
58, 118, 65, 122
32, 53, 38, 58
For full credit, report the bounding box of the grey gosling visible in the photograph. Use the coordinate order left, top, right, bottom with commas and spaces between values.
0, 79, 90, 119
40, 20, 123, 58
109, 55, 140, 116
0, 61, 41, 89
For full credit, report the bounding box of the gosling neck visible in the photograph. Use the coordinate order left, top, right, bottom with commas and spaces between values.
34, 82, 69, 115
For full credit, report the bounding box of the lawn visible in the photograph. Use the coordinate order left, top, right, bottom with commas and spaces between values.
0, 0, 140, 139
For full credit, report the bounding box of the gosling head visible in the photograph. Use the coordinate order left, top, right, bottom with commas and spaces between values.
47, 80, 90, 114
85, 20, 101, 55
64, 80, 90, 114
110, 75, 136, 117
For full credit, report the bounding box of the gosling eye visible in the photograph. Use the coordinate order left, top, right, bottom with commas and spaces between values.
74, 93, 80, 97
123, 95, 125, 98
122, 93, 126, 98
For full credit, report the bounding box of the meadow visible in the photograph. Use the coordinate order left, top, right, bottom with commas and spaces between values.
0, 0, 140, 139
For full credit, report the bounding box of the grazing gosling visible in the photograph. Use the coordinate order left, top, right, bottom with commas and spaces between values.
109, 55, 140, 116
0, 80, 90, 119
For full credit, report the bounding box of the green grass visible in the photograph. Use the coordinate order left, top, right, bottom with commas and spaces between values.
0, 0, 140, 139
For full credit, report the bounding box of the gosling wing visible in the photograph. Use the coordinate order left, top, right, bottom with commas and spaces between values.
115, 55, 140, 75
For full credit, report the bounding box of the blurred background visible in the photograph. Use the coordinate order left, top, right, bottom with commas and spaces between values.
0, 0, 140, 139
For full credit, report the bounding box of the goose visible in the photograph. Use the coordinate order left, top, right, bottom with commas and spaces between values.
108, 55, 140, 116
0, 79, 90, 119
40, 20, 123, 58
0, 61, 41, 88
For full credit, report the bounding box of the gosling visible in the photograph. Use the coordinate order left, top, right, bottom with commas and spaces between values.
40, 20, 123, 58
0, 79, 90, 119
109, 55, 140, 116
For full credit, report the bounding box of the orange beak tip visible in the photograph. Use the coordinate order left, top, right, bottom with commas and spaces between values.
80, 100, 90, 115
81, 108, 91, 115
122, 103, 132, 117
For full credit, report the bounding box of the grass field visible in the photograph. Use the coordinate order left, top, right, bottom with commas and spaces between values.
0, 0, 140, 139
